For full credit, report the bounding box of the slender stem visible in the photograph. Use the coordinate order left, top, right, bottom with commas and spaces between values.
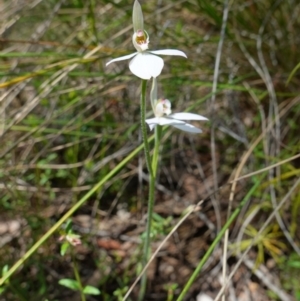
139, 168, 155, 301
152, 125, 162, 174
71, 250, 86, 301
139, 80, 162, 301
138, 79, 152, 300
140, 80, 153, 179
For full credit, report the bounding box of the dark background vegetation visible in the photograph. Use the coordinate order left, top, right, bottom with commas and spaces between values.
0, 0, 299, 300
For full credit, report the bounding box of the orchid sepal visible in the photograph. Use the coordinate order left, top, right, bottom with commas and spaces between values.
106, 52, 137, 66
132, 0, 144, 32
145, 113, 207, 134
149, 49, 187, 58
172, 123, 203, 133
146, 117, 185, 126
170, 112, 208, 121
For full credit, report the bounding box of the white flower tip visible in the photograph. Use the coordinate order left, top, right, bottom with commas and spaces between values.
176, 50, 187, 58
145, 119, 156, 131
179, 51, 187, 58
150, 49, 187, 58
149, 124, 156, 131
133, 0, 141, 11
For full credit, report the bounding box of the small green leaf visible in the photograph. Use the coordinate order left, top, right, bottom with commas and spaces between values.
287, 260, 300, 269
65, 219, 73, 233
59, 278, 80, 291
60, 242, 69, 256
287, 61, 300, 85
2, 265, 9, 276
47, 153, 58, 162
83, 285, 101, 295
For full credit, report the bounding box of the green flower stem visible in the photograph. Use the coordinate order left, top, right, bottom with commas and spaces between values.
71, 250, 86, 301
176, 177, 262, 301
0, 137, 152, 287
140, 80, 153, 178
139, 79, 153, 300
138, 171, 155, 301
139, 81, 162, 301
152, 125, 162, 174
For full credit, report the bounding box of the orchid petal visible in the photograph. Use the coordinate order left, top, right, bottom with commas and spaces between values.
106, 52, 137, 66
145, 117, 160, 131
170, 112, 208, 121
145, 117, 184, 126
150, 49, 187, 58
147, 123, 156, 131
129, 53, 164, 79
157, 117, 185, 126
145, 117, 160, 125
172, 123, 202, 134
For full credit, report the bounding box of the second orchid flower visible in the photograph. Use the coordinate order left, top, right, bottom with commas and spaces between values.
146, 78, 208, 134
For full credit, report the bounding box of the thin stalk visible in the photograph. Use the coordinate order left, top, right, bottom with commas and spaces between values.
152, 125, 162, 174
71, 250, 86, 301
139, 80, 153, 178
139, 79, 152, 300
139, 80, 161, 300
176, 176, 262, 301
138, 168, 155, 301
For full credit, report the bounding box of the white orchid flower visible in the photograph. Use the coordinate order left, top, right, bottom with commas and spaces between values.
106, 0, 187, 80
146, 78, 208, 133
